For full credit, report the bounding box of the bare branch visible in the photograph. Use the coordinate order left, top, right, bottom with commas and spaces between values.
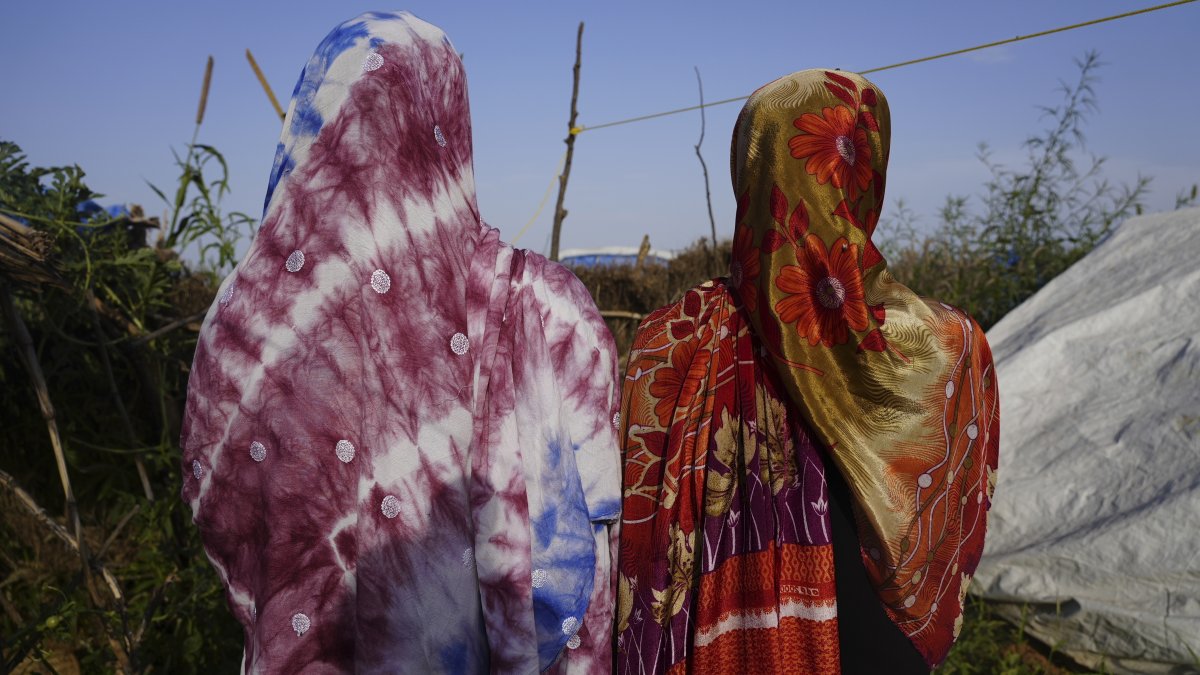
693, 66, 719, 270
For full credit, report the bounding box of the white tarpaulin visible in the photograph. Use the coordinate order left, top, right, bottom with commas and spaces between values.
972, 207, 1200, 674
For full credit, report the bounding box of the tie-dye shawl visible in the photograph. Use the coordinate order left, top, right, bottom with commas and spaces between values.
617, 69, 999, 672
181, 13, 620, 673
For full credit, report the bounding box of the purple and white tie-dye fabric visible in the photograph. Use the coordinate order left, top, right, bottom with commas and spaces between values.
181, 12, 620, 674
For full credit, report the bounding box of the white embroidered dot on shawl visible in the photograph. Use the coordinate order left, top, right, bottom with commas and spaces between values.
218, 278, 236, 305
903, 596, 916, 608
335, 439, 355, 463
931, 602, 939, 613
285, 250, 305, 273
450, 332, 469, 355
944, 381, 955, 398
531, 568, 548, 588
917, 473, 932, 489
567, 634, 582, 650
291, 612, 311, 636
381, 495, 401, 519
370, 269, 391, 294
192, 459, 203, 480
362, 51, 384, 72
462, 547, 475, 569
434, 125, 447, 147
249, 441, 266, 462
977, 491, 984, 504
966, 423, 979, 439
561, 616, 579, 636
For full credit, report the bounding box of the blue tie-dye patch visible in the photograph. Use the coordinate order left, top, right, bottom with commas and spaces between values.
262, 143, 294, 214
264, 15, 387, 213
529, 433, 595, 669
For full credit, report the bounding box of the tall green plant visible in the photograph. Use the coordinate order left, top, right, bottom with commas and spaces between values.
883, 52, 1151, 330
147, 142, 255, 275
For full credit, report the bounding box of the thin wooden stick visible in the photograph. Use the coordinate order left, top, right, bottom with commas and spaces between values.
98, 504, 142, 560
246, 48, 286, 121
87, 293, 154, 501
600, 309, 645, 321
0, 469, 123, 604
130, 311, 206, 348
549, 22, 584, 262
693, 66, 719, 269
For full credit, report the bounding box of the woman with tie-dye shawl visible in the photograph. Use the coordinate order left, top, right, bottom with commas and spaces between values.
616, 70, 999, 673
181, 12, 620, 673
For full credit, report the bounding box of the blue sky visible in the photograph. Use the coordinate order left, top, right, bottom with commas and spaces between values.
3, 1, 1198, 255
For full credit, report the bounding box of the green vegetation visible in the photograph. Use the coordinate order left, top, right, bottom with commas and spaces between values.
881, 51, 1194, 331
0, 137, 247, 673
1, 53, 1189, 673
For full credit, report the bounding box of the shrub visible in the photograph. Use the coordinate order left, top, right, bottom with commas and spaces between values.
0, 139, 247, 673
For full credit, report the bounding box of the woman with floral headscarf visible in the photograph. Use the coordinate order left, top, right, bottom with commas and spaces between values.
617, 69, 999, 674
181, 12, 620, 673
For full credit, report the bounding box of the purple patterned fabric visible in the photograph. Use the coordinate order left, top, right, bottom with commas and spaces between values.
181, 12, 620, 673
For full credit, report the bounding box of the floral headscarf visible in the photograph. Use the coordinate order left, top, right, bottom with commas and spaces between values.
617, 69, 999, 671
181, 13, 620, 673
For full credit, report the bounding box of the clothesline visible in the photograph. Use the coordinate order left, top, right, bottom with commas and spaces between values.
511, 0, 1196, 243
573, 0, 1197, 134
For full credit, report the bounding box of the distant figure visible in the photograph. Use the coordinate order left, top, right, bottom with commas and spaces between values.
180, 12, 620, 673
616, 69, 999, 674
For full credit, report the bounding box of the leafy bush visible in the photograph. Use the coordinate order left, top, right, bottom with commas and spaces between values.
0, 137, 247, 673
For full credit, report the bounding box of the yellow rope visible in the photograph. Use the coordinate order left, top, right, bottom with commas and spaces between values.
511, 149, 568, 244
575, 0, 1196, 133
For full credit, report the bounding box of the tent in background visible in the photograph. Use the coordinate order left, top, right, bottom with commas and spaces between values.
559, 246, 675, 268
973, 207, 1200, 674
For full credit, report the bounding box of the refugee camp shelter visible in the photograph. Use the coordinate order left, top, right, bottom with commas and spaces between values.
973, 207, 1200, 674
558, 246, 675, 268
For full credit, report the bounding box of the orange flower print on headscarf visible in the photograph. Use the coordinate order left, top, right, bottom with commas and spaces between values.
648, 339, 711, 427
774, 234, 868, 347
788, 105, 873, 199
729, 210, 762, 312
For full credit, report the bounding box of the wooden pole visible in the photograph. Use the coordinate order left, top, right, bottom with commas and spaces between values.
549, 22, 584, 262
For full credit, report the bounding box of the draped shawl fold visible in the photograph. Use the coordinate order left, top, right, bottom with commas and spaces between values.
617, 69, 999, 672
181, 13, 620, 673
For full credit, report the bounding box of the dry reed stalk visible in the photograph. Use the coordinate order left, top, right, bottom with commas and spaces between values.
0, 213, 64, 289
0, 469, 123, 604
196, 56, 213, 127
246, 48, 286, 121
1, 290, 133, 670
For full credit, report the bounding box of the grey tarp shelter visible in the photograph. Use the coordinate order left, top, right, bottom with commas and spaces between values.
972, 207, 1200, 674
